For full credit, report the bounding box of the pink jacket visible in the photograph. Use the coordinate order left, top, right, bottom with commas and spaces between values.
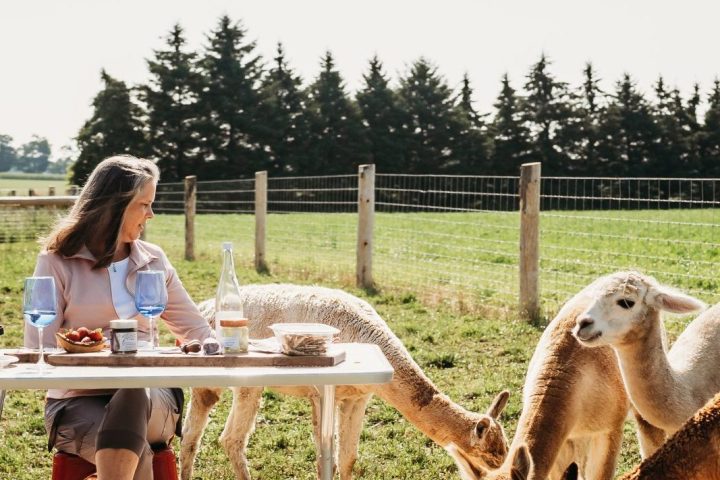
24, 240, 213, 399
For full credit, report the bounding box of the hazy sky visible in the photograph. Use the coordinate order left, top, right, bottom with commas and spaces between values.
1, 0, 719, 158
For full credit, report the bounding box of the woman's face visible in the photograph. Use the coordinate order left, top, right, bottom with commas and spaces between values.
119, 181, 156, 243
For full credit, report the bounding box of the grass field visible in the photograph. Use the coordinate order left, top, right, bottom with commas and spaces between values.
0, 209, 713, 478
0, 173, 70, 196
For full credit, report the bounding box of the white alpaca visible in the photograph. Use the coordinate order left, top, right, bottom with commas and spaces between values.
180, 284, 510, 480
572, 271, 708, 435
619, 391, 720, 479
450, 278, 667, 480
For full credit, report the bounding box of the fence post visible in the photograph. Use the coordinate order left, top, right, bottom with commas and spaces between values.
255, 171, 268, 273
184, 175, 197, 261
28, 189, 35, 197
519, 162, 541, 321
48, 187, 55, 196
356, 164, 375, 289
9, 190, 15, 196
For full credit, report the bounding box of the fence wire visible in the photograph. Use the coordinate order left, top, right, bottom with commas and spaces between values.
540, 177, 720, 311
5, 173, 720, 319
375, 174, 520, 311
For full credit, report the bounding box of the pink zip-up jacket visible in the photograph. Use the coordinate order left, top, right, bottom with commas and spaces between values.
24, 239, 213, 399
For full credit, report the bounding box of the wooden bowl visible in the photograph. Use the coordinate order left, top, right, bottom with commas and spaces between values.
56, 333, 107, 353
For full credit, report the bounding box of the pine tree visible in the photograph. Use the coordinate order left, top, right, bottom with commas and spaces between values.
651, 76, 689, 176
700, 79, 720, 176
356, 55, 406, 171
597, 73, 657, 176
566, 63, 605, 174
304, 51, 368, 175
142, 23, 204, 181
488, 74, 531, 175
396, 57, 462, 173
197, 15, 266, 179
522, 54, 574, 175
0, 134, 16, 172
258, 43, 310, 175
451, 73, 490, 173
72, 70, 147, 185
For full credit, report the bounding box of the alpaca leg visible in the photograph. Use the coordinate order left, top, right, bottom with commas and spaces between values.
337, 394, 372, 480
180, 387, 223, 480
633, 410, 667, 458
582, 428, 623, 480
219, 386, 264, 480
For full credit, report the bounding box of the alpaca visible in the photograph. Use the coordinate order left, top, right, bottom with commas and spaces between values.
450, 278, 667, 480
180, 284, 510, 480
619, 391, 720, 479
572, 271, 709, 435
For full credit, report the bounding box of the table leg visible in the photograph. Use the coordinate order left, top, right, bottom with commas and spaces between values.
319, 385, 336, 480
0, 389, 5, 420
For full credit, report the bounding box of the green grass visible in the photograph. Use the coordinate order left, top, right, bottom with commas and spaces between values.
0, 173, 70, 196
0, 208, 717, 478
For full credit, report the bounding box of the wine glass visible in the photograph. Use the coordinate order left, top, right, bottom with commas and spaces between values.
135, 270, 167, 350
23, 276, 57, 372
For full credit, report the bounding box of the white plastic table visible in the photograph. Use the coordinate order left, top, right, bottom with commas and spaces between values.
0, 343, 393, 480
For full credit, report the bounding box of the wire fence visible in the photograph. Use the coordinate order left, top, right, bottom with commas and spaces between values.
5, 171, 720, 317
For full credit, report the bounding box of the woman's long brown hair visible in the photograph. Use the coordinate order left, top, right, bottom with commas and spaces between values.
42, 155, 160, 269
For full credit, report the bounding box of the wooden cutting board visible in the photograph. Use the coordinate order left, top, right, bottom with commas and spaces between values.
1, 349, 49, 363
45, 347, 345, 367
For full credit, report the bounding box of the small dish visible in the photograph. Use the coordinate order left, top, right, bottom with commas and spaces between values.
0, 355, 19, 369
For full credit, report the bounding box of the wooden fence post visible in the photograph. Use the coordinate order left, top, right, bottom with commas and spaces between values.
254, 171, 268, 273
184, 175, 197, 261
28, 189, 35, 197
519, 162, 541, 321
48, 187, 55, 196
356, 164, 375, 289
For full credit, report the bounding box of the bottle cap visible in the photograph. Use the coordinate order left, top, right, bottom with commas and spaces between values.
222, 242, 233, 250
220, 318, 248, 327
110, 319, 138, 329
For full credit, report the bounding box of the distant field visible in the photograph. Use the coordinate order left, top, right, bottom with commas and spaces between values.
0, 175, 70, 196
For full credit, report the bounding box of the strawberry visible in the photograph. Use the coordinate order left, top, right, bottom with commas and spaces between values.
88, 329, 103, 342
76, 327, 91, 339
65, 330, 81, 342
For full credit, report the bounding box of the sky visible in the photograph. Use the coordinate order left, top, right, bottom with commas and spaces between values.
1, 0, 719, 159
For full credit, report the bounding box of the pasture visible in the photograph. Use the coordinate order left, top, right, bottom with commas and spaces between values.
0, 209, 710, 478
0, 173, 69, 196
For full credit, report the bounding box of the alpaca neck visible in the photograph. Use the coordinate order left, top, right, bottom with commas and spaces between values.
377, 358, 472, 447
614, 312, 690, 432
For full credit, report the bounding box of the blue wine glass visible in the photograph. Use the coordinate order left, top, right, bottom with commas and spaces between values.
135, 270, 167, 350
23, 276, 57, 371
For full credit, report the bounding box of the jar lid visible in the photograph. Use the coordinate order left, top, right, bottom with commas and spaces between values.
220, 318, 248, 327
110, 319, 138, 329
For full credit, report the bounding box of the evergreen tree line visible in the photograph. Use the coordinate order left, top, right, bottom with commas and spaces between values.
72, 15, 720, 188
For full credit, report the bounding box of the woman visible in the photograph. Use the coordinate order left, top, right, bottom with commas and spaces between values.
24, 155, 212, 480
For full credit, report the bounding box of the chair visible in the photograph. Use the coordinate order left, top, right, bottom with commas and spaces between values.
51, 444, 178, 480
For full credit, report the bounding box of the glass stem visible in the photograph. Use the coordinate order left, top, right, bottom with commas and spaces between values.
150, 316, 156, 350
37, 326, 46, 368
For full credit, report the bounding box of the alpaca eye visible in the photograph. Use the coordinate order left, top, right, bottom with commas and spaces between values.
617, 299, 635, 309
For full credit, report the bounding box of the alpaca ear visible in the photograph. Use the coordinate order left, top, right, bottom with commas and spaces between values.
510, 444, 532, 480
475, 416, 492, 440
486, 390, 510, 419
649, 287, 705, 314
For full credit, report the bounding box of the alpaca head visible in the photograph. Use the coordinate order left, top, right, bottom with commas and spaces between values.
449, 443, 533, 480
446, 390, 511, 475
572, 271, 704, 348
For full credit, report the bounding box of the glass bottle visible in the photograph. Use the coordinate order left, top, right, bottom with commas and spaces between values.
215, 242, 249, 353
